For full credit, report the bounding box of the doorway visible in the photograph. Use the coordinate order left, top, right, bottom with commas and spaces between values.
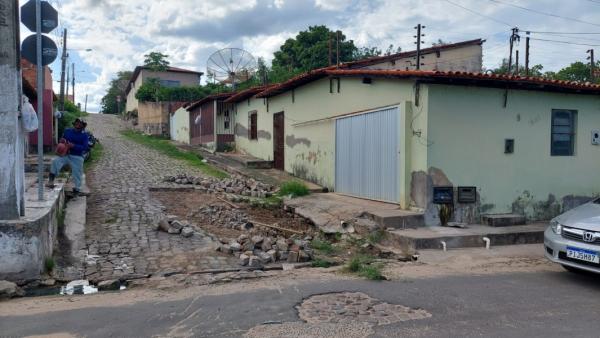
273, 112, 285, 170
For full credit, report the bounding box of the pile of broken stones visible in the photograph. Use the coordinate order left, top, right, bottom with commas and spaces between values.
218, 233, 314, 268
163, 173, 275, 198
155, 215, 195, 237
189, 203, 252, 230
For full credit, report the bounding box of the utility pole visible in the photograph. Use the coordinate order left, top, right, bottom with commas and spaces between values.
525, 31, 530, 76
65, 64, 69, 99
0, 0, 25, 218
71, 62, 75, 105
328, 36, 332, 67
587, 49, 595, 82
35, 0, 44, 200
84, 94, 88, 113
507, 27, 520, 74
336, 30, 340, 68
58, 28, 67, 111
515, 50, 519, 75
414, 24, 425, 70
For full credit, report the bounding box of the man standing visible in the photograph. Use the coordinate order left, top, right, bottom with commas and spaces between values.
47, 118, 89, 195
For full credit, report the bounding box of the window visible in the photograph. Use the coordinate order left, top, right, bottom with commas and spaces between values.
159, 80, 181, 88
551, 109, 577, 156
249, 111, 257, 140
224, 110, 230, 130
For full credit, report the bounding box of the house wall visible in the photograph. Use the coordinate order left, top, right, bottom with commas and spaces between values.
363, 44, 482, 72
137, 102, 170, 136
426, 84, 600, 222
125, 70, 200, 112
234, 97, 273, 161
267, 77, 425, 194
170, 107, 190, 144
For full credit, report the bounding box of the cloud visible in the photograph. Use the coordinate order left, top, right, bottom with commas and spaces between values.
32, 0, 600, 112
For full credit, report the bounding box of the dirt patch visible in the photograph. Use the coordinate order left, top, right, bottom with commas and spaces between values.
152, 190, 314, 241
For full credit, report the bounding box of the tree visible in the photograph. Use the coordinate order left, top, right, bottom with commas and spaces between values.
100, 70, 133, 114
144, 52, 170, 71
271, 26, 359, 81
488, 58, 544, 77
551, 61, 599, 83
432, 39, 451, 46
135, 78, 161, 102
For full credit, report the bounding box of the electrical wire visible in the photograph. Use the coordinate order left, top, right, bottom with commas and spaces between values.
441, 0, 514, 27
528, 32, 600, 43
529, 37, 600, 47
527, 31, 600, 35
487, 0, 600, 28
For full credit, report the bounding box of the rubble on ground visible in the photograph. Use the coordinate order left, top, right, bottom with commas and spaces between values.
0, 280, 24, 299
217, 232, 314, 266
154, 216, 195, 238
163, 173, 275, 198
188, 203, 252, 230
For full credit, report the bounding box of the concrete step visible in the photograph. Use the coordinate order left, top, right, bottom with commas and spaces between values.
482, 213, 527, 227
221, 153, 273, 169
365, 209, 425, 229
386, 223, 545, 251
24, 156, 54, 173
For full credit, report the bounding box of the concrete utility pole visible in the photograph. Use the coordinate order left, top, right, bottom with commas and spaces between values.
507, 27, 520, 74
0, 0, 25, 219
84, 94, 87, 113
58, 28, 67, 111
587, 49, 595, 82
71, 62, 75, 104
414, 24, 425, 70
336, 30, 340, 68
525, 32, 530, 76
515, 50, 519, 75
35, 0, 44, 200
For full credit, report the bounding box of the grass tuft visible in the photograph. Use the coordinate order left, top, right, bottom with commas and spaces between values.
44, 257, 55, 273
278, 180, 310, 198
367, 229, 387, 244
345, 254, 385, 280
120, 130, 228, 179
311, 239, 336, 255
311, 258, 335, 268
84, 142, 104, 171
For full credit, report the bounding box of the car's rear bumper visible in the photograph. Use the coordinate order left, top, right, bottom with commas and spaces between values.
544, 226, 600, 274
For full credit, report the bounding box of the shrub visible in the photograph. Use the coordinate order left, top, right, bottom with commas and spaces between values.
345, 254, 385, 280
279, 180, 309, 198
44, 257, 55, 272
311, 258, 334, 268
311, 239, 336, 254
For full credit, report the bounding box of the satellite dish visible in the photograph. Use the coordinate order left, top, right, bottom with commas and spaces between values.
207, 48, 257, 90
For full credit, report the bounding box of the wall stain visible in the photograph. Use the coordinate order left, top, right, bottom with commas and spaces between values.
512, 191, 561, 221
286, 134, 311, 148
235, 123, 248, 138
257, 130, 271, 140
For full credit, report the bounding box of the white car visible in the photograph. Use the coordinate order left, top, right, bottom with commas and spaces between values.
544, 198, 600, 273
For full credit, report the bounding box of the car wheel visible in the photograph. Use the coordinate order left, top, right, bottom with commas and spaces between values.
562, 264, 585, 274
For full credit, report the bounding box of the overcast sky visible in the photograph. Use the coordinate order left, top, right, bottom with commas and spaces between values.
23, 0, 600, 112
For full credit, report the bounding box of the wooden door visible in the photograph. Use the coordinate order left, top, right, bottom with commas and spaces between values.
273, 112, 285, 170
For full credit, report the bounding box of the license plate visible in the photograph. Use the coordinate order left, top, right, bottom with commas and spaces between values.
567, 246, 599, 264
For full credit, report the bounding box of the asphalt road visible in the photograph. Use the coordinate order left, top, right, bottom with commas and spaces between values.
2, 269, 600, 337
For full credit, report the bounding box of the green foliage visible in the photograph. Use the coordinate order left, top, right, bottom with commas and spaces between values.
144, 51, 170, 71
135, 79, 219, 103
312, 258, 334, 268
279, 180, 310, 198
489, 58, 600, 83
367, 229, 387, 244
84, 142, 104, 171
345, 254, 385, 280
44, 257, 55, 273
100, 70, 132, 114
120, 130, 228, 178
311, 239, 336, 254
58, 100, 86, 137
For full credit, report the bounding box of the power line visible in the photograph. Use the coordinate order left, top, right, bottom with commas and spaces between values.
488, 0, 600, 28
442, 0, 514, 27
529, 32, 600, 43
529, 37, 600, 47
527, 30, 600, 35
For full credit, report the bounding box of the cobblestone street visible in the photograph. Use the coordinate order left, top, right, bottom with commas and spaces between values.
84, 114, 237, 282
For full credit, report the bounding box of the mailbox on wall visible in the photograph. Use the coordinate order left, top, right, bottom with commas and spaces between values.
457, 186, 477, 203
433, 186, 454, 204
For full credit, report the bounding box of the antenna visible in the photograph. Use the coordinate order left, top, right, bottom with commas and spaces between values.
207, 48, 257, 91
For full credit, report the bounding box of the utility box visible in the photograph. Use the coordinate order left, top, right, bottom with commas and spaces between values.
592, 130, 600, 145
457, 186, 477, 203
433, 186, 454, 204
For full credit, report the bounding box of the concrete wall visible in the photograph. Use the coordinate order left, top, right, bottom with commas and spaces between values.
126, 70, 200, 112
137, 102, 170, 135
234, 97, 273, 161
426, 84, 600, 221
363, 44, 482, 72
267, 77, 422, 194
0, 187, 65, 281
170, 107, 190, 144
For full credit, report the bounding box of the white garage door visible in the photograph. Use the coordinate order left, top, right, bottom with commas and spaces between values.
335, 107, 399, 203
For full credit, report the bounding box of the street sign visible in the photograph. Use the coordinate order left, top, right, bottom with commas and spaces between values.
21, 34, 58, 66
21, 0, 58, 34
